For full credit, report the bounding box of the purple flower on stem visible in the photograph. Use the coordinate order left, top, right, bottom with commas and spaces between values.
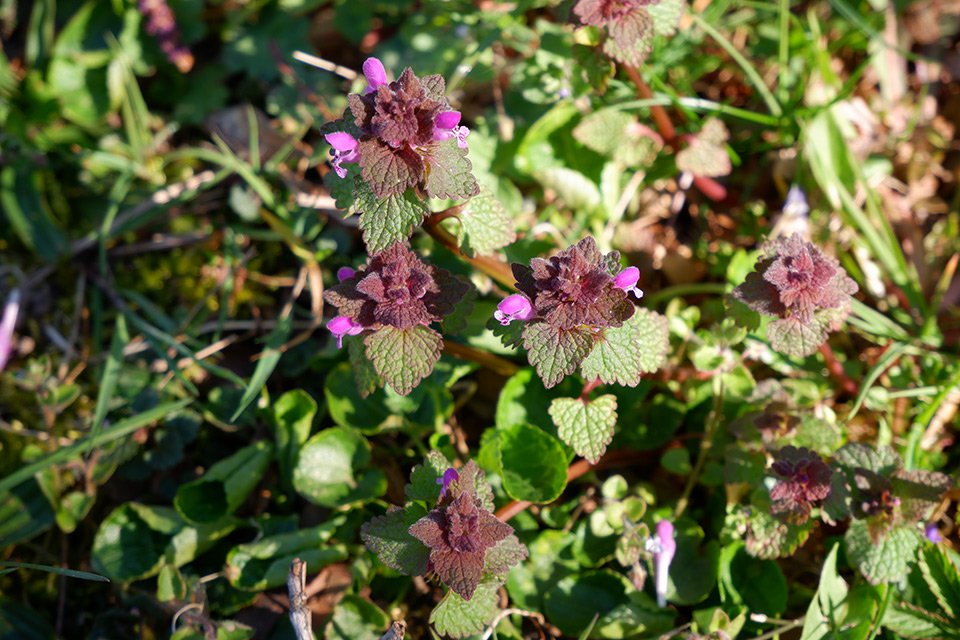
494, 294, 535, 326
324, 132, 360, 179
433, 110, 470, 149
925, 523, 943, 544
613, 266, 643, 299
645, 520, 676, 608
336, 267, 356, 282
362, 57, 389, 94
436, 467, 460, 499
327, 315, 364, 349
0, 289, 19, 372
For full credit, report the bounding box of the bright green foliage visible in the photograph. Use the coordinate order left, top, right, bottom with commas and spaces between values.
498, 423, 569, 503
355, 181, 430, 254
365, 325, 444, 395
550, 395, 619, 464
845, 521, 920, 585
430, 579, 500, 639
580, 309, 670, 386
293, 428, 386, 507
454, 190, 516, 257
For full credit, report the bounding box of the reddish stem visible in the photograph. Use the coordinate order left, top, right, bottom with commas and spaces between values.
623, 65, 677, 143
580, 378, 602, 401
442, 340, 520, 377
818, 342, 859, 398
423, 211, 517, 290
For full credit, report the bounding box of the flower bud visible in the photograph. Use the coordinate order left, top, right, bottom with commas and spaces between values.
494, 294, 534, 326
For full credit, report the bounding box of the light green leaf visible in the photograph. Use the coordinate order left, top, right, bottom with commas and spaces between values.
325, 594, 391, 640
580, 309, 669, 386
846, 521, 920, 585
271, 390, 317, 492
355, 181, 430, 253
801, 543, 849, 640
430, 580, 500, 639
549, 395, 618, 464
454, 190, 516, 257
360, 504, 430, 576
919, 545, 960, 618
226, 528, 348, 591
365, 325, 443, 396
534, 167, 601, 210
405, 451, 451, 503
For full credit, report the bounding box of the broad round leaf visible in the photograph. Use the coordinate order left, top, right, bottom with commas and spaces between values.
293, 428, 386, 507
498, 424, 568, 504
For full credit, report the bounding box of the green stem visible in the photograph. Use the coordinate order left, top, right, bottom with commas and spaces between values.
778, 0, 791, 106
645, 282, 729, 306
865, 584, 892, 640
674, 375, 725, 519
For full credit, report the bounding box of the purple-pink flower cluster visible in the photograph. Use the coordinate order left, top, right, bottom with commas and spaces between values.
323, 58, 470, 189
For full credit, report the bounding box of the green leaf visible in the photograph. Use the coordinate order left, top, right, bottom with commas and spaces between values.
0, 481, 55, 547
90, 314, 128, 440
0, 399, 192, 495
325, 594, 391, 640
324, 362, 393, 433
231, 314, 292, 421
157, 564, 188, 601
676, 118, 731, 178
355, 180, 430, 253
648, 0, 686, 35
603, 10, 654, 67
833, 443, 901, 476
496, 368, 581, 440
405, 451, 451, 503
454, 190, 516, 257
430, 580, 499, 639
580, 309, 669, 386
174, 441, 273, 524
422, 139, 480, 201
573, 110, 635, 157
549, 395, 618, 464
718, 543, 786, 615
524, 323, 594, 389
919, 545, 960, 619
800, 543, 849, 640
292, 428, 386, 507
365, 325, 443, 396
534, 167, 601, 210
498, 424, 569, 503
846, 521, 920, 585
766, 314, 832, 358
0, 561, 109, 583
744, 508, 812, 560
271, 390, 317, 492
360, 504, 430, 576
669, 520, 720, 606
483, 535, 529, 583
226, 528, 348, 591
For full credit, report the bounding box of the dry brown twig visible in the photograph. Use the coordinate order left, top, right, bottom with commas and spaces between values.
287, 558, 312, 640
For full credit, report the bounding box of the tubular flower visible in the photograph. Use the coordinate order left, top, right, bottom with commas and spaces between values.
433, 110, 470, 149
436, 467, 460, 499
494, 294, 535, 326
336, 266, 357, 282
327, 315, 364, 349
645, 520, 676, 608
613, 266, 643, 299
325, 132, 360, 179
363, 57, 389, 93
0, 289, 20, 372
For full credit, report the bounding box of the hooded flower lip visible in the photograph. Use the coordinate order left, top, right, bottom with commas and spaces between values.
0, 289, 20, 372
925, 522, 943, 543
324, 132, 360, 178
614, 266, 643, 299
645, 519, 676, 608
436, 468, 460, 499
327, 315, 363, 348
494, 294, 535, 326
362, 57, 388, 93
433, 110, 470, 149
336, 266, 356, 282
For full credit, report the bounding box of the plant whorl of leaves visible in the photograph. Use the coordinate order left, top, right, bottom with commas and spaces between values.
769, 446, 833, 524
361, 459, 527, 603
504, 236, 668, 388
732, 234, 858, 357
324, 243, 472, 394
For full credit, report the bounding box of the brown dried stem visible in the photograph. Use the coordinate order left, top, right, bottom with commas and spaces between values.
423, 210, 517, 290
287, 558, 312, 640
819, 342, 859, 397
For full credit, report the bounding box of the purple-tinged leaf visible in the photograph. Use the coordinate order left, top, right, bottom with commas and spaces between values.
523, 323, 595, 389
422, 139, 480, 200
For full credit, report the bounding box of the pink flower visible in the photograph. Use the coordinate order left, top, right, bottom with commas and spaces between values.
436, 468, 459, 499
325, 132, 360, 179
433, 110, 470, 149
646, 520, 676, 608
494, 294, 534, 326
363, 57, 388, 94
336, 267, 356, 282
613, 266, 643, 299
926, 523, 943, 544
0, 290, 20, 372
327, 315, 363, 348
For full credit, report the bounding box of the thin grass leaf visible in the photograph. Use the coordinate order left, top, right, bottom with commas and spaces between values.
0, 399, 191, 495
847, 342, 908, 420
90, 314, 129, 443
231, 314, 293, 421
0, 561, 110, 582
